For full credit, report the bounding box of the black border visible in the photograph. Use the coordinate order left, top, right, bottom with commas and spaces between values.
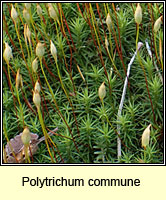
1, 1, 165, 166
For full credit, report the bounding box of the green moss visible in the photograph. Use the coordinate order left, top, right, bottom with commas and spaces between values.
3, 3, 163, 164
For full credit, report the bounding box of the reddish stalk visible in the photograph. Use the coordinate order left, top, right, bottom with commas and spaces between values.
107, 3, 127, 75
84, 3, 112, 97
96, 3, 123, 81
59, 6, 76, 52
76, 3, 88, 24
141, 64, 156, 123
149, 3, 162, 69
21, 87, 37, 115
112, 4, 124, 67
34, 24, 80, 151
3, 65, 20, 130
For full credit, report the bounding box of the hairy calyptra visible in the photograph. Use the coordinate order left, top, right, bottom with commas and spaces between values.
142, 124, 151, 149
98, 81, 106, 101
134, 3, 142, 24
